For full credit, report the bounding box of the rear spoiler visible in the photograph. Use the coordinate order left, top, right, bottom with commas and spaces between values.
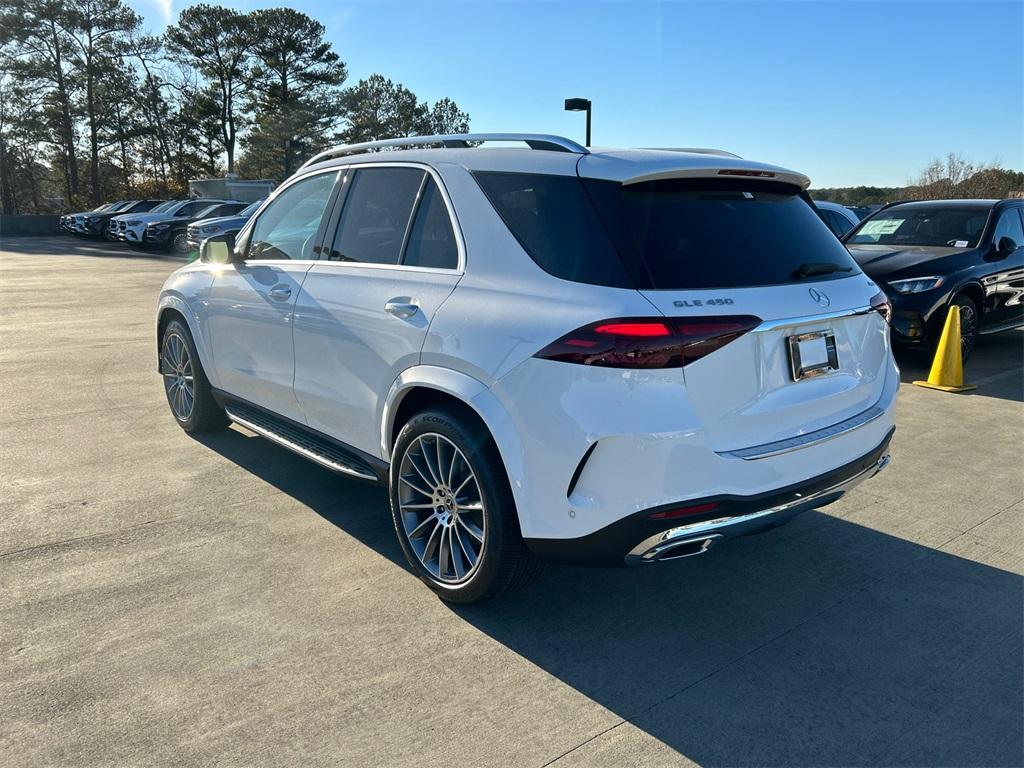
621, 166, 811, 190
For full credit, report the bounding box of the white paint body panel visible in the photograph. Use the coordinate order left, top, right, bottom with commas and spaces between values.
293, 264, 461, 456
205, 261, 313, 422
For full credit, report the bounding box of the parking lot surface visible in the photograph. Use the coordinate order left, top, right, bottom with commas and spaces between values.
2, 237, 1022, 767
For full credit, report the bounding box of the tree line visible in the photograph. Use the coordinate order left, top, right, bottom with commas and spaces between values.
810, 154, 1024, 206
0, 0, 471, 213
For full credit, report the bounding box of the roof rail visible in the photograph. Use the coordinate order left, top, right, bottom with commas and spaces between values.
300, 133, 588, 171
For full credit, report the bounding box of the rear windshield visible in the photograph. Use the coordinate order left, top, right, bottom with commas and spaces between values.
474, 172, 860, 289
586, 178, 861, 289
845, 207, 990, 248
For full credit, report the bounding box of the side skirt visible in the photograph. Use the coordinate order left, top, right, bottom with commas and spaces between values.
211, 390, 389, 484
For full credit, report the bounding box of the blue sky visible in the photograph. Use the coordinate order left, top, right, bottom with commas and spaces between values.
130, 0, 1023, 188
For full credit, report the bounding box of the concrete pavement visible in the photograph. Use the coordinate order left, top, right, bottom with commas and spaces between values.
1, 237, 1021, 767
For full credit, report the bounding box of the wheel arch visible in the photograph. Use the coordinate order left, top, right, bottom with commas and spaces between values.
952, 280, 985, 314
156, 294, 216, 384
380, 366, 529, 522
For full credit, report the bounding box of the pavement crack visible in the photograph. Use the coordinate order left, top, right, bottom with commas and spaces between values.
0, 516, 183, 560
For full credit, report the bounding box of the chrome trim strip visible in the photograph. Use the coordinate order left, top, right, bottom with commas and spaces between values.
752, 306, 873, 332
718, 404, 885, 460
625, 454, 890, 565
226, 408, 378, 481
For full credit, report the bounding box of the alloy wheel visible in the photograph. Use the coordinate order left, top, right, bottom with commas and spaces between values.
172, 232, 189, 254
958, 303, 977, 359
397, 433, 487, 584
161, 331, 195, 421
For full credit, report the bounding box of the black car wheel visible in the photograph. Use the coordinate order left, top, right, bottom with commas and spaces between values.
171, 231, 190, 254
950, 294, 979, 363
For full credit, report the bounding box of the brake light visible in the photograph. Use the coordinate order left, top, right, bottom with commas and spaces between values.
717, 169, 775, 178
534, 315, 762, 369
594, 321, 670, 337
870, 290, 892, 324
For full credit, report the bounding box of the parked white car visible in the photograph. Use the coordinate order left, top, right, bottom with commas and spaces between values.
112, 198, 231, 245
156, 133, 897, 603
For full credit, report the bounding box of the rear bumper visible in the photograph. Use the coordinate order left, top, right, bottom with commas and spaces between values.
525, 428, 893, 565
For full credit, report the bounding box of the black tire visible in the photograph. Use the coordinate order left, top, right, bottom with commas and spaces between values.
389, 405, 544, 604
160, 319, 229, 433
171, 230, 189, 254
948, 294, 979, 363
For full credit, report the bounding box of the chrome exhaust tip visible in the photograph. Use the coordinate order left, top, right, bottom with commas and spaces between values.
626, 534, 721, 565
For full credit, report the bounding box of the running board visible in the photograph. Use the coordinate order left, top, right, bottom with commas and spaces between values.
224, 403, 379, 481
979, 317, 1024, 336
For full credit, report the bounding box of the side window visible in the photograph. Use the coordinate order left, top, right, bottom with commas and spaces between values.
248, 172, 337, 261
402, 178, 458, 269
992, 208, 1024, 250
830, 210, 855, 237
328, 167, 424, 264
175, 201, 210, 217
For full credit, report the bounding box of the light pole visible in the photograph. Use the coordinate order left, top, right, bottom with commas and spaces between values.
564, 97, 592, 147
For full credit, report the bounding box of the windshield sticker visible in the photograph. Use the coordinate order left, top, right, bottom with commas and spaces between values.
860, 218, 903, 236
954, 240, 969, 248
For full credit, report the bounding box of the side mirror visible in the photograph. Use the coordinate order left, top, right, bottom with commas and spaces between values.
996, 235, 1018, 257
201, 232, 238, 264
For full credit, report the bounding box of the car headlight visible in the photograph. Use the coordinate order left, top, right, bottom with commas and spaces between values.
152, 223, 171, 230
127, 220, 141, 226
201, 225, 222, 234
888, 276, 945, 294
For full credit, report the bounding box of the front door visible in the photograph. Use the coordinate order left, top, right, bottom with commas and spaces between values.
981, 207, 1024, 330
205, 170, 340, 421
292, 165, 463, 456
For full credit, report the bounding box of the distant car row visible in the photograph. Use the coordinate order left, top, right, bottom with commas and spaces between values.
60, 198, 262, 253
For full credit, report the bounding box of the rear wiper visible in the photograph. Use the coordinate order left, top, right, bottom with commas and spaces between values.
792, 262, 854, 279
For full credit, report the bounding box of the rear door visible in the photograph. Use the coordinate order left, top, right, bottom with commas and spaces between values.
584, 176, 889, 453
292, 164, 462, 456
205, 170, 340, 421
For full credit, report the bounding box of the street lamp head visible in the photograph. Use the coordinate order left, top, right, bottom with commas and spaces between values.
564, 97, 591, 112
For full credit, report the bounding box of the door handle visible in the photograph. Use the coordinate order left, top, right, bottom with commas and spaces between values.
268, 284, 292, 301
384, 299, 419, 319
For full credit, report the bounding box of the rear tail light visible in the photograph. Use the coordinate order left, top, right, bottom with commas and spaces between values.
870, 290, 892, 324
534, 315, 762, 369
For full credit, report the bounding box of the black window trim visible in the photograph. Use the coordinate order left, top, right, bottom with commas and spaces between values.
316, 161, 465, 273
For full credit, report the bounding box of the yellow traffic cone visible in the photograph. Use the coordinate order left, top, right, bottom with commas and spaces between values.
913, 304, 976, 392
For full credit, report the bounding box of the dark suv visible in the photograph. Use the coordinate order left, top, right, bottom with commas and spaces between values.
143, 202, 249, 253
843, 199, 1024, 359
80, 199, 165, 238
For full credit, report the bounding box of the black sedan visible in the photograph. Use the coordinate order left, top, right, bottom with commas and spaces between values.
843, 198, 1024, 360
143, 202, 249, 253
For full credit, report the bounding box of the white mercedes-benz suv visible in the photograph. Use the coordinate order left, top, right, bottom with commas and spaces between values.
157, 133, 897, 603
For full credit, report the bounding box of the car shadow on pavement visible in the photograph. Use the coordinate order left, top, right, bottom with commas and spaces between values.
0, 235, 188, 261
894, 330, 1023, 402
195, 426, 1023, 767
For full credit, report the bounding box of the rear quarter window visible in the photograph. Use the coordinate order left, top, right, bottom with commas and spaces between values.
473, 171, 633, 288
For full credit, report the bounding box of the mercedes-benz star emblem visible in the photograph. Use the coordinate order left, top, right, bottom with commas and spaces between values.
808, 287, 831, 307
